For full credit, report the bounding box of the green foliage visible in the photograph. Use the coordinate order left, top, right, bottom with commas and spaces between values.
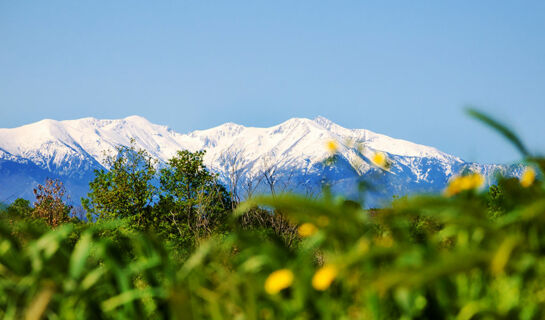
5, 198, 33, 218
155, 150, 232, 248
82, 141, 157, 229
487, 184, 505, 218
83, 146, 232, 249
0, 217, 175, 319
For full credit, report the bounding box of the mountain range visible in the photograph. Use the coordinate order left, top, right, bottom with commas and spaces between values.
0, 116, 521, 207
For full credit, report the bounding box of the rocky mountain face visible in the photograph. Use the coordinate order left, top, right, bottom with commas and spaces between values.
0, 116, 520, 207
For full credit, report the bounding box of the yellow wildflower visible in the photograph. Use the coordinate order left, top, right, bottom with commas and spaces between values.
298, 223, 318, 237
326, 140, 339, 153
312, 265, 338, 291
444, 179, 461, 197
372, 152, 388, 168
444, 173, 484, 197
520, 167, 536, 188
264, 269, 294, 294
469, 173, 485, 188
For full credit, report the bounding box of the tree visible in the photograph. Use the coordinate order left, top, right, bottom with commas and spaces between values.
82, 141, 157, 229
6, 198, 33, 218
219, 149, 245, 208
33, 178, 72, 227
241, 172, 264, 199
260, 155, 279, 196
156, 150, 231, 246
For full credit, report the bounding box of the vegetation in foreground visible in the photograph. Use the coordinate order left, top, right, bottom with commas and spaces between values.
0, 110, 544, 319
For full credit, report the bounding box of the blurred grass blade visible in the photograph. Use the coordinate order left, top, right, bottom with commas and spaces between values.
490, 235, 519, 275
101, 288, 162, 312
466, 107, 529, 157
70, 231, 92, 279
25, 284, 55, 320
81, 266, 106, 290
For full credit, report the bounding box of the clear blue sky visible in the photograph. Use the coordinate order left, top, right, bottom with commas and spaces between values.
1, 1, 544, 164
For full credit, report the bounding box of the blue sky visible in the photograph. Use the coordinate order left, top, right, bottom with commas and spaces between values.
1, 1, 544, 164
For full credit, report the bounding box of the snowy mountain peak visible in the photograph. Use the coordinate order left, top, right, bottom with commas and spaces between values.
0, 115, 462, 168
313, 116, 335, 129
123, 115, 154, 125
0, 115, 520, 205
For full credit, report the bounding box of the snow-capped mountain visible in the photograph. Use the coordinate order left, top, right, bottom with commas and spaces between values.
0, 116, 520, 207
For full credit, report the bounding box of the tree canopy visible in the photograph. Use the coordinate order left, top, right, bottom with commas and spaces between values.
82, 145, 231, 247
82, 141, 157, 229
156, 150, 232, 246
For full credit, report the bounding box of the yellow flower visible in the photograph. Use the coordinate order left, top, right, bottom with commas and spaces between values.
326, 140, 339, 153
298, 223, 318, 237
312, 265, 338, 291
520, 167, 536, 188
372, 152, 387, 168
444, 178, 461, 196
444, 173, 484, 197
264, 269, 294, 294
468, 173, 485, 188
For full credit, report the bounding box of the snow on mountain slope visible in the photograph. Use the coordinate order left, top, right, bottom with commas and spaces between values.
0, 115, 519, 206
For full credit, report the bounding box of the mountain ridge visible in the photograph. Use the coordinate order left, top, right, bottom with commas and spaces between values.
0, 116, 521, 206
